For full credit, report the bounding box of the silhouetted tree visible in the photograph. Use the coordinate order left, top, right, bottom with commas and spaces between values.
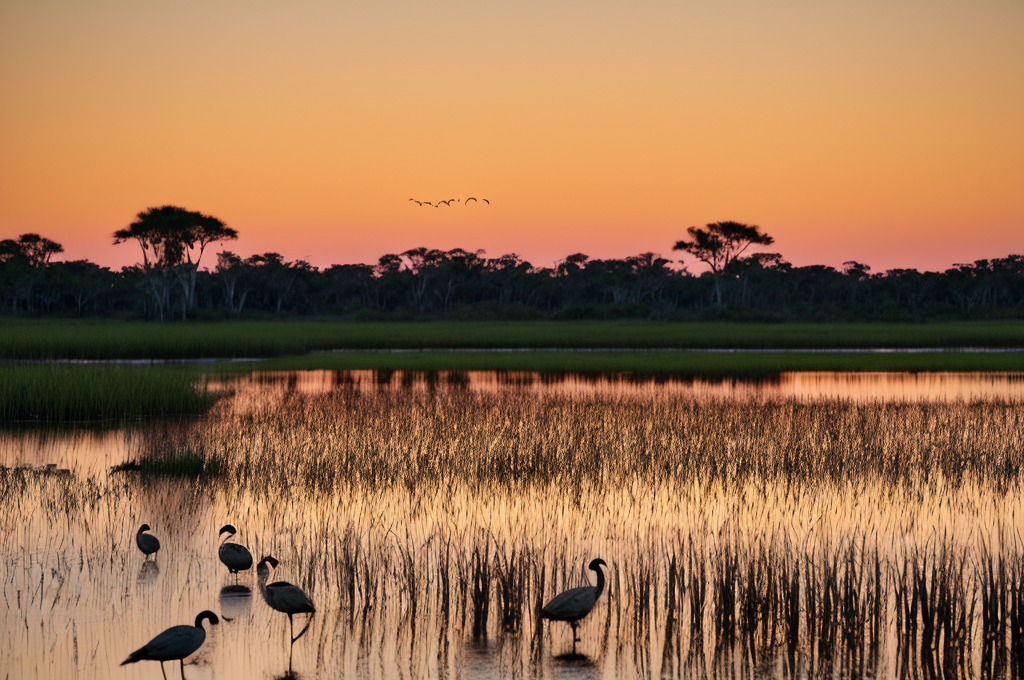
673, 221, 774, 305
113, 206, 237, 320
486, 253, 534, 306
215, 251, 253, 314
0, 233, 64, 312
50, 260, 112, 315
247, 253, 314, 313
628, 252, 673, 304
322, 263, 376, 310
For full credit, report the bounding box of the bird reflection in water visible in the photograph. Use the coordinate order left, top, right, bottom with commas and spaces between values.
551, 651, 600, 680
136, 559, 159, 584
219, 584, 252, 622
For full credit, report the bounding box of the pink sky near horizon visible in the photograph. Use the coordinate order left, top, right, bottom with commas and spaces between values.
2, 0, 1022, 275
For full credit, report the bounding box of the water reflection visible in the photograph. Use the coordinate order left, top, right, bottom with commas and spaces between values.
137, 560, 160, 584
551, 653, 600, 680
219, 586, 252, 622
3, 371, 1024, 679
208, 369, 1024, 403
0, 426, 137, 475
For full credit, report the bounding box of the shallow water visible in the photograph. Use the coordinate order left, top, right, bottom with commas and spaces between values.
3, 371, 1024, 680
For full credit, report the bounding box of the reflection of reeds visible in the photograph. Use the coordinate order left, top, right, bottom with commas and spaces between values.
5, 380, 1024, 679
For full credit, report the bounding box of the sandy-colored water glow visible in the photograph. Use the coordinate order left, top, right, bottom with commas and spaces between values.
3, 371, 1024, 680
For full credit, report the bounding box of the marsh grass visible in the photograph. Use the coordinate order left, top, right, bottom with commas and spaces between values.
125, 379, 1024, 677
5, 373, 1024, 679
0, 365, 219, 423
183, 381, 1024, 489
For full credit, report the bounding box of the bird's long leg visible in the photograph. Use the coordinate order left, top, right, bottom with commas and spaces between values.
293, 611, 314, 643
180, 658, 186, 680
160, 661, 167, 680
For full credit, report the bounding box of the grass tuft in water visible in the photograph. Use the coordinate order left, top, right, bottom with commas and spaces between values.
112, 451, 222, 478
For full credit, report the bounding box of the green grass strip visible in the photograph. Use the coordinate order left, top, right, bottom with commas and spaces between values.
3, 319, 1024, 360
216, 350, 1024, 377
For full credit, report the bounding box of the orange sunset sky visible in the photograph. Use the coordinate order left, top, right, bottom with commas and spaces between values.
1, 0, 1022, 274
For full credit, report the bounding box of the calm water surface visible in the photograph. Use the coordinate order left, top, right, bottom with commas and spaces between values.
3, 371, 1024, 680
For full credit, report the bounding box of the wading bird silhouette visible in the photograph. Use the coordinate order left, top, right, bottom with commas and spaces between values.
218, 524, 253, 584
257, 556, 316, 644
136, 524, 160, 560
540, 558, 607, 654
121, 610, 219, 680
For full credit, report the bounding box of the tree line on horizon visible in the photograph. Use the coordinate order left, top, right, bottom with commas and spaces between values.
2, 205, 1023, 321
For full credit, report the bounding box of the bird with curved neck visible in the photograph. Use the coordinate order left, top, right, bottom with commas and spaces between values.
121, 610, 219, 680
136, 524, 160, 560
257, 555, 316, 644
540, 558, 607, 653
218, 524, 253, 584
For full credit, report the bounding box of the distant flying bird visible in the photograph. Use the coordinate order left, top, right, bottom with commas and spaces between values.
541, 558, 607, 653
136, 524, 160, 560
410, 196, 488, 207
218, 524, 253, 583
121, 610, 219, 680
258, 556, 317, 644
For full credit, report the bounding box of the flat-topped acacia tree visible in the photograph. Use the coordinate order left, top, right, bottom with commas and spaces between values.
113, 206, 237, 320
673, 221, 774, 306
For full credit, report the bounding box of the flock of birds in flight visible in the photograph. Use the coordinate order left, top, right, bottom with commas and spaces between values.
121, 523, 605, 678
409, 196, 490, 207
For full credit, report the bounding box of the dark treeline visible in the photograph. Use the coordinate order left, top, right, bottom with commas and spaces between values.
3, 207, 1024, 321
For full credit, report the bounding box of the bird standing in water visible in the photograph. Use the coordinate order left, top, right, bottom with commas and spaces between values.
121, 610, 219, 680
540, 558, 607, 653
257, 556, 316, 643
136, 524, 160, 560
218, 524, 253, 583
